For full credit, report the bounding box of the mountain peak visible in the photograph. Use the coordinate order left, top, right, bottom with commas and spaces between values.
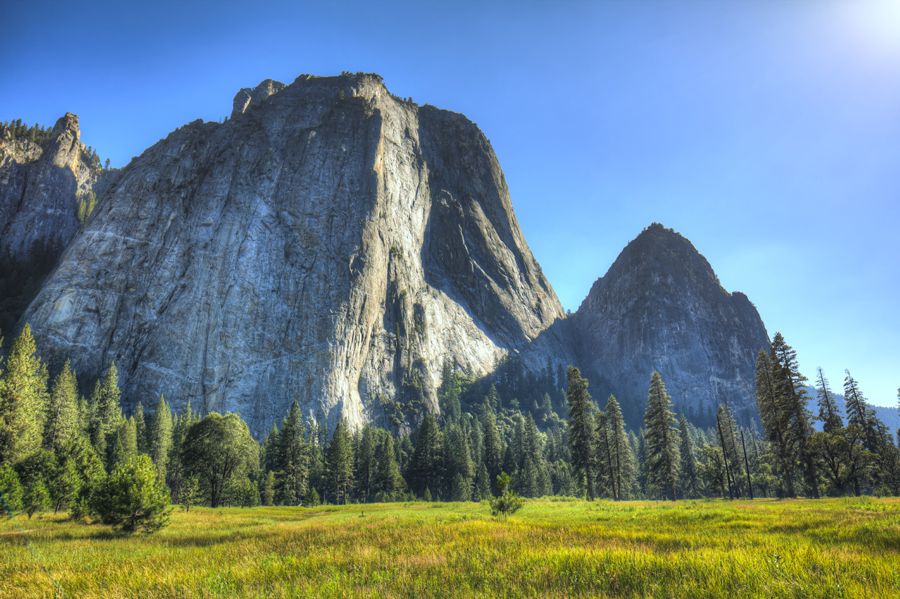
573, 224, 769, 428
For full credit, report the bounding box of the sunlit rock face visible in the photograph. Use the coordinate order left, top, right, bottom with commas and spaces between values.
23, 74, 571, 435
572, 224, 770, 426
0, 113, 111, 260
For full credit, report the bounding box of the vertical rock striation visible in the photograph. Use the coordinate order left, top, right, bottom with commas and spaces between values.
22, 74, 570, 435
572, 224, 770, 426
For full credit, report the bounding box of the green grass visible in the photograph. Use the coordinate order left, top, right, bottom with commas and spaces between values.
1, 497, 899, 598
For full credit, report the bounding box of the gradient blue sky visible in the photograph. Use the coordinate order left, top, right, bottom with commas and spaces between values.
2, 1, 898, 406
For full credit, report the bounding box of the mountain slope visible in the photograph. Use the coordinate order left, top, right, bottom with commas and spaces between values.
22, 74, 571, 435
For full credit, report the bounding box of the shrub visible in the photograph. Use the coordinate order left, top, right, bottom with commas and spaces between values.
489, 472, 524, 519
93, 455, 171, 534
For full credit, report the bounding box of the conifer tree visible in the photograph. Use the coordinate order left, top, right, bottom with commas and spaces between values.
482, 412, 503, 489
644, 371, 680, 501
277, 400, 309, 505
716, 403, 745, 497
771, 333, 819, 498
446, 424, 474, 500
678, 414, 701, 498
0, 325, 49, 465
121, 417, 138, 462
523, 414, 550, 496
843, 371, 882, 452
374, 434, 404, 499
134, 402, 149, 455
474, 461, 491, 500
566, 366, 595, 500
815, 368, 843, 434
594, 410, 614, 499
149, 395, 173, 481
0, 464, 24, 513
262, 471, 276, 506
95, 362, 122, 433
325, 419, 354, 504
354, 425, 375, 502
755, 349, 794, 496
262, 423, 281, 474
43, 360, 80, 450
605, 395, 635, 500
407, 413, 444, 499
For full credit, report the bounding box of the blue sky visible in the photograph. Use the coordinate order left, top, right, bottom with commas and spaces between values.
2, 0, 898, 407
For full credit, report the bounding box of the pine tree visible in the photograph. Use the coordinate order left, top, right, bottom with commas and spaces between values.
262, 471, 276, 506
407, 413, 444, 499
50, 454, 82, 513
121, 417, 138, 462
277, 400, 309, 505
374, 434, 404, 499
843, 371, 882, 453
43, 360, 80, 450
325, 420, 354, 504
134, 402, 149, 455
149, 395, 173, 481
24, 478, 51, 518
605, 395, 636, 500
566, 366, 595, 500
771, 333, 819, 498
354, 425, 375, 502
474, 461, 491, 500
95, 362, 122, 433
446, 424, 474, 500
815, 368, 843, 434
755, 349, 794, 496
0, 464, 24, 513
644, 371, 680, 501
0, 325, 49, 465
262, 423, 281, 474
678, 414, 701, 498
523, 414, 550, 496
439, 360, 462, 425
482, 412, 503, 491
594, 410, 614, 499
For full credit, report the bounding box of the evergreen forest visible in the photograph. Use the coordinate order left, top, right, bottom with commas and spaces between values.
1, 323, 899, 532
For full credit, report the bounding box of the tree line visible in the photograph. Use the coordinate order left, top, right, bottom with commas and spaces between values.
2, 324, 899, 532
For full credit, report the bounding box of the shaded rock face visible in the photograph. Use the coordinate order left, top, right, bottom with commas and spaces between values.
572, 224, 770, 426
0, 113, 111, 261
23, 75, 570, 435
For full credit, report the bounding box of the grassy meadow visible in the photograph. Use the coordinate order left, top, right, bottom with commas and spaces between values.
1, 497, 899, 598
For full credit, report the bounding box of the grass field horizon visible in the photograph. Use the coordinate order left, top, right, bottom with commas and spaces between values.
2, 497, 899, 598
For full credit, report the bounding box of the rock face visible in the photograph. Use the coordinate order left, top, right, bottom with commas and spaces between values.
0, 113, 111, 260
572, 224, 770, 427
22, 74, 570, 435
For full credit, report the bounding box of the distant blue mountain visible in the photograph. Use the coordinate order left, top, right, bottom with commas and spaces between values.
806, 386, 899, 437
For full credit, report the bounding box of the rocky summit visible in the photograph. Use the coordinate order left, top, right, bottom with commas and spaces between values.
572, 224, 770, 427
0, 113, 111, 261
21, 74, 571, 435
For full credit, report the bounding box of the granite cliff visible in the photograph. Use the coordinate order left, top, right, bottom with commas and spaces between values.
12, 76, 772, 435
572, 224, 770, 427
0, 115, 113, 332
21, 74, 571, 435
0, 113, 111, 260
